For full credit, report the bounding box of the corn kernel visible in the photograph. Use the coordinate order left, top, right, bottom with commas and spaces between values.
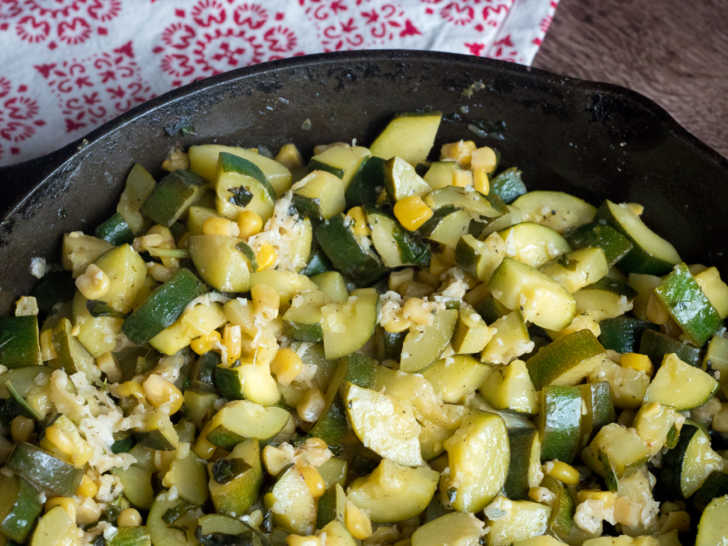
471, 146, 498, 173
402, 297, 432, 326
75, 263, 110, 300
97, 352, 121, 383
620, 352, 653, 376
76, 497, 102, 525
202, 216, 240, 237
117, 380, 145, 399
297, 388, 325, 423
193, 424, 217, 460
161, 147, 189, 172
76, 474, 99, 498
43, 423, 76, 458
451, 169, 473, 188
275, 143, 304, 170
529, 486, 555, 504
271, 348, 303, 386
191, 330, 222, 355
286, 535, 321, 546
297, 462, 326, 498
14, 295, 39, 317
381, 314, 411, 333
345, 500, 373, 540
347, 206, 370, 237
133, 233, 164, 252
393, 195, 433, 231
304, 437, 328, 451
46, 497, 76, 522
543, 460, 580, 485
473, 169, 490, 195
223, 324, 243, 366
262, 444, 294, 476
440, 140, 476, 166
118, 507, 142, 527
10, 415, 34, 444
256, 243, 278, 271
236, 210, 264, 239
252, 283, 280, 320
142, 374, 183, 414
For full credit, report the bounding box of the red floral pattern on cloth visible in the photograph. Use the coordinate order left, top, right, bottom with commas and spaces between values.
0, 0, 558, 166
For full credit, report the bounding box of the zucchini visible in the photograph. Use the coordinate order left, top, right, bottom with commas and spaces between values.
117, 163, 156, 234
0, 316, 41, 368
365, 208, 430, 267
538, 385, 583, 463
704, 333, 728, 388
72, 293, 123, 357
578, 382, 615, 446
62, 231, 113, 277
301, 248, 331, 277
480, 359, 538, 414
582, 423, 650, 490
214, 152, 276, 221
504, 429, 542, 500
694, 266, 728, 318
214, 360, 279, 406
423, 160, 459, 189
654, 262, 722, 346
321, 288, 378, 360
540, 475, 578, 543
440, 411, 509, 512
489, 258, 576, 331
149, 300, 225, 356
108, 527, 152, 546
204, 400, 290, 448
633, 402, 681, 456
188, 235, 251, 292
196, 514, 266, 545
372, 365, 451, 426
189, 144, 292, 195
425, 186, 505, 219
422, 355, 490, 403
384, 156, 431, 200
208, 439, 262, 517
345, 155, 386, 207
147, 493, 194, 546
312, 271, 348, 303
52, 317, 100, 381
248, 270, 318, 306
512, 190, 596, 233
345, 382, 423, 466
485, 497, 551, 546
456, 233, 506, 283
644, 353, 718, 410
369, 112, 442, 166
566, 222, 633, 267
526, 330, 605, 390
598, 316, 655, 353
589, 358, 650, 409
183, 390, 217, 428
661, 421, 723, 498
692, 472, 728, 512
411, 512, 485, 546
480, 311, 534, 365
500, 222, 571, 267
95, 212, 133, 245
265, 464, 317, 535
540, 247, 609, 293
309, 144, 370, 184
114, 449, 154, 509
136, 413, 179, 451
93, 243, 147, 313
419, 206, 472, 248
186, 205, 220, 235
597, 200, 680, 274
8, 443, 84, 497
30, 506, 79, 546
282, 290, 327, 342
696, 494, 728, 546
400, 307, 458, 372
574, 285, 634, 322
628, 272, 662, 320
122, 268, 207, 345
639, 328, 700, 367
0, 366, 48, 399
141, 170, 204, 227
452, 302, 496, 354
314, 214, 386, 286
292, 169, 346, 220
489, 167, 527, 204
346, 459, 439, 522
0, 474, 42, 542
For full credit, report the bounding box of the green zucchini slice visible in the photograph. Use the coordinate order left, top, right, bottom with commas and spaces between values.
365, 208, 430, 267
526, 330, 605, 390
0, 316, 41, 368
500, 222, 571, 267
208, 439, 262, 517
0, 474, 42, 542
369, 112, 442, 166
205, 400, 290, 448
639, 328, 700, 367
538, 385, 583, 463
292, 169, 347, 220
582, 423, 650, 490
598, 316, 655, 353
644, 353, 718, 410
661, 421, 723, 498
321, 288, 378, 360
504, 429, 542, 500
141, 170, 204, 227
95, 212, 134, 245
489, 167, 527, 204
8, 443, 84, 497
188, 235, 252, 293
696, 494, 728, 546
384, 156, 431, 201
425, 186, 504, 219
215, 152, 276, 221
512, 190, 596, 233
566, 222, 633, 267
309, 144, 370, 185
400, 307, 458, 372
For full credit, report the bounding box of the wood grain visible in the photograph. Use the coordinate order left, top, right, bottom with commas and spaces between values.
534, 0, 728, 158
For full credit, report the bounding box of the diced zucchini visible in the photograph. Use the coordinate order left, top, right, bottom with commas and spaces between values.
0, 366, 48, 399
186, 205, 220, 235
265, 464, 317, 535
214, 360, 279, 406
489, 258, 576, 331
8, 443, 84, 497
345, 156, 386, 207
582, 423, 650, 489
628, 272, 662, 320
485, 497, 551, 546
480, 311, 534, 365
512, 191, 596, 233
72, 293, 123, 357
309, 144, 370, 186
61, 232, 113, 277
500, 222, 571, 267
639, 328, 700, 367
574, 285, 634, 322
117, 163, 156, 234
249, 270, 318, 306
292, 169, 347, 220
589, 357, 650, 409
208, 439, 262, 517
52, 317, 100, 381
136, 413, 179, 451
490, 167, 527, 204
141, 170, 204, 227
204, 400, 290, 448
456, 233, 506, 283
481, 359, 537, 414
411, 512, 485, 546
694, 266, 728, 318
321, 288, 378, 360
383, 156, 431, 201
425, 186, 504, 219
369, 112, 442, 165
283, 290, 327, 342
0, 316, 41, 368
93, 243, 147, 313
114, 450, 154, 509
344, 383, 423, 466
424, 161, 459, 189
400, 307, 458, 372
311, 271, 348, 303
107, 527, 151, 546
661, 421, 723, 498
644, 353, 718, 410
30, 506, 79, 546
440, 411, 509, 512
0, 474, 42, 542
214, 151, 276, 221
566, 222, 633, 267
188, 235, 251, 292
578, 381, 615, 446
633, 402, 681, 456
504, 429, 542, 500
597, 200, 680, 274
95, 212, 133, 245
365, 208, 430, 267
541, 247, 609, 293
598, 316, 655, 353
347, 459, 438, 522
526, 330, 605, 390
538, 385, 583, 463
696, 494, 728, 546
419, 207, 472, 248
654, 263, 722, 346
451, 302, 496, 354
149, 300, 225, 356
147, 493, 194, 546
372, 364, 450, 426
422, 355, 490, 403
162, 440, 208, 505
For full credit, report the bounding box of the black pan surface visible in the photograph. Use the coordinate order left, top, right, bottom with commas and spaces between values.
0, 50, 726, 314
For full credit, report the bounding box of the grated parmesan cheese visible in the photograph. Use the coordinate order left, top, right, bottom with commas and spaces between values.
29, 257, 48, 279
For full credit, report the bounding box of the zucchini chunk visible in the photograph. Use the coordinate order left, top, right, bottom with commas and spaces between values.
451, 302, 496, 354
0, 474, 43, 542
512, 190, 596, 233
538, 385, 583, 463
425, 186, 504, 219
384, 156, 431, 201
504, 429, 542, 500
365, 208, 430, 267
480, 311, 533, 365
292, 169, 347, 220
346, 156, 387, 207
598, 316, 655, 353
93, 243, 147, 313
0, 316, 41, 368
422, 355, 491, 404
540, 247, 609, 293
639, 328, 700, 367
578, 382, 615, 446
566, 222, 633, 267
696, 494, 728, 546
141, 170, 205, 227
147, 493, 194, 546
694, 266, 728, 318
204, 400, 290, 448
644, 353, 718, 410
265, 465, 317, 535
410, 512, 485, 546
149, 300, 225, 356
215, 152, 276, 221
419, 206, 472, 248
30, 506, 80, 546
309, 144, 370, 186
208, 439, 262, 517
117, 163, 156, 234
400, 306, 458, 372
485, 497, 551, 546
369, 112, 442, 166
95, 212, 133, 245
526, 330, 605, 390
282, 290, 327, 342
480, 359, 538, 414
456, 233, 506, 283
188, 235, 252, 293
582, 423, 650, 490
321, 288, 378, 360
8, 443, 84, 497
500, 222, 571, 267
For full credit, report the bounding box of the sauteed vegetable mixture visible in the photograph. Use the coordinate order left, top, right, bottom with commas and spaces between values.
1, 113, 727, 546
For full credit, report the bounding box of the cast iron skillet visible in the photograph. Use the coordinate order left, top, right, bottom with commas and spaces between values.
0, 50, 726, 314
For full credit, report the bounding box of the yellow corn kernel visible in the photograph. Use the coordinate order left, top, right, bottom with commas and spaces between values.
304, 437, 328, 451
40, 329, 56, 361
15, 295, 39, 317
117, 380, 145, 399
620, 352, 653, 376
286, 535, 321, 546
75, 263, 110, 300
256, 243, 278, 271
252, 283, 280, 320
451, 169, 473, 188
76, 474, 99, 498
76, 497, 102, 525
473, 169, 490, 195
297, 462, 326, 498
297, 388, 325, 423
161, 147, 189, 172
236, 210, 264, 239
576, 490, 617, 509
528, 486, 556, 504
345, 500, 373, 540
142, 374, 183, 414
10, 415, 34, 444
46, 497, 76, 522
223, 324, 243, 366
347, 206, 370, 237
43, 423, 76, 458
471, 146, 498, 174
202, 216, 240, 237
271, 347, 303, 386
544, 460, 580, 485
191, 330, 222, 355
133, 233, 164, 253
275, 143, 304, 170
96, 352, 121, 383
440, 140, 476, 166
626, 202, 644, 216
381, 314, 411, 333
402, 297, 432, 326
118, 507, 142, 528
393, 195, 433, 231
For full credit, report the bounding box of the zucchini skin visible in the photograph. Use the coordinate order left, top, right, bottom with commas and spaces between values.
659, 422, 700, 499
95, 212, 134, 245
598, 316, 656, 353
566, 222, 633, 267
639, 328, 701, 367
0, 316, 42, 368
538, 386, 582, 463
8, 443, 84, 497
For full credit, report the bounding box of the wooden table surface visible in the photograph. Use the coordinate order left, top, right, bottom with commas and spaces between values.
533, 0, 728, 158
